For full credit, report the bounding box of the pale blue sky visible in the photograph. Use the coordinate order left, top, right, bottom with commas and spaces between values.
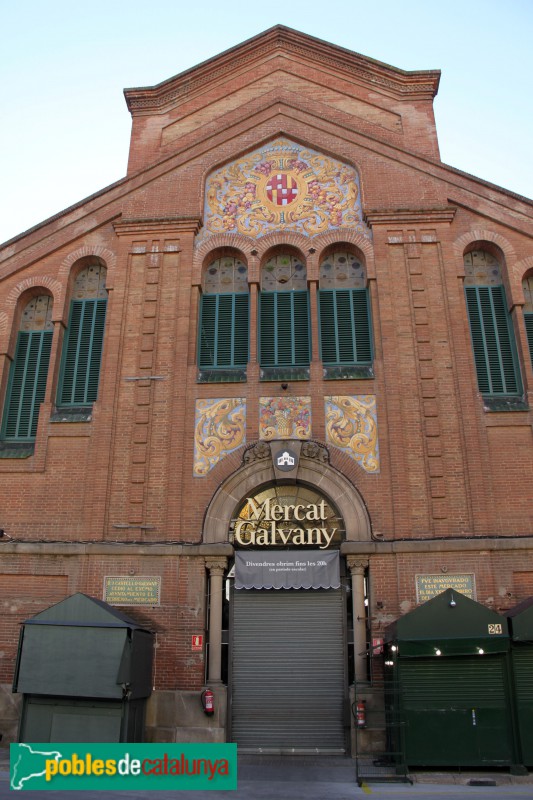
1, 0, 532, 244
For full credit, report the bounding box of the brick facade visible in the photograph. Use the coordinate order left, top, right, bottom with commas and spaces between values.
0, 26, 532, 746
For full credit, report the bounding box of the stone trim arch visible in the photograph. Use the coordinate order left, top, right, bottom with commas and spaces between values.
202, 440, 371, 544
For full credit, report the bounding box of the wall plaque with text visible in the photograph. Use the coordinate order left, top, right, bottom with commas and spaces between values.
416, 573, 475, 603
104, 576, 161, 606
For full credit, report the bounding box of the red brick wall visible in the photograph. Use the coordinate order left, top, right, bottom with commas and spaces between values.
0, 31, 531, 696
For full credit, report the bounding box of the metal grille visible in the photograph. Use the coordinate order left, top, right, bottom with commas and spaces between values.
231, 588, 346, 752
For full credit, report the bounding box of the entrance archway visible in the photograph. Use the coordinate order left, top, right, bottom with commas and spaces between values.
203, 440, 371, 544
202, 441, 372, 751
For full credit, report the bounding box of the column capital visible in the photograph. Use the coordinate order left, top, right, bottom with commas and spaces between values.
346, 556, 369, 576
205, 558, 228, 576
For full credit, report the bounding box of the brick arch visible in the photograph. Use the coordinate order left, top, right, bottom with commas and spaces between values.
202, 440, 372, 544
453, 229, 521, 304
4, 276, 63, 310
514, 256, 533, 302
193, 233, 254, 266
453, 229, 516, 265
57, 246, 117, 282
313, 231, 375, 279
0, 278, 62, 352
253, 231, 312, 259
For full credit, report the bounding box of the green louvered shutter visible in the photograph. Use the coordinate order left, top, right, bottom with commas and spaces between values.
318, 289, 372, 365
59, 299, 107, 406
259, 291, 310, 367
198, 294, 249, 368
2, 330, 53, 440
525, 313, 533, 371
465, 286, 520, 395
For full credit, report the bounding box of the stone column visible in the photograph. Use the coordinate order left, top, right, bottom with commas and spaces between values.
205, 558, 227, 684
346, 557, 369, 684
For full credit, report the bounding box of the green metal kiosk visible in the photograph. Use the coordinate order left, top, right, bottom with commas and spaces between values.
13, 593, 153, 743
384, 589, 520, 769
507, 598, 533, 767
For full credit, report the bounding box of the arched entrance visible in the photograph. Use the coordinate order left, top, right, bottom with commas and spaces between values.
230, 482, 346, 751
202, 440, 372, 752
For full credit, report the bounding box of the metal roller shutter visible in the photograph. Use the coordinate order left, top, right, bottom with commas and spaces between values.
512, 648, 533, 765
398, 656, 514, 766
231, 588, 346, 752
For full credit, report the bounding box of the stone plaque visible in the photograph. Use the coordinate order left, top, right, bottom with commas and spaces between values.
104, 576, 161, 606
416, 573, 475, 603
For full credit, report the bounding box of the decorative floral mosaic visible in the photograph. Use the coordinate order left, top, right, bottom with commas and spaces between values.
325, 396, 379, 473
259, 397, 311, 440
193, 398, 246, 477
197, 138, 370, 242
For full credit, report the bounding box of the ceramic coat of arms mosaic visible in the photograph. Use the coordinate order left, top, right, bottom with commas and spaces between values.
193, 398, 246, 476
198, 138, 370, 241
325, 396, 380, 473
259, 397, 311, 440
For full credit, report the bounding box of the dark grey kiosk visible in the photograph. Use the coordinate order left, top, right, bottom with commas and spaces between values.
13, 593, 153, 742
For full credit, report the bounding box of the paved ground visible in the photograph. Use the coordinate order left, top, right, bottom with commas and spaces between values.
0, 749, 532, 799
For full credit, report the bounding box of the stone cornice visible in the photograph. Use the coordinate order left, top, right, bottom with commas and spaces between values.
113, 217, 202, 236
1, 536, 531, 557
364, 208, 456, 226
124, 26, 440, 114
341, 536, 533, 555
0, 542, 233, 556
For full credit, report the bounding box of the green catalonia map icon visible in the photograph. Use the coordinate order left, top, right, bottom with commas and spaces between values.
11, 743, 63, 791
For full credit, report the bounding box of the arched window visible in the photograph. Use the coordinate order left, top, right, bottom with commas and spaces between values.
318, 250, 372, 378
1, 295, 53, 440
523, 274, 533, 370
198, 255, 249, 381
464, 249, 522, 398
57, 263, 108, 407
259, 252, 310, 378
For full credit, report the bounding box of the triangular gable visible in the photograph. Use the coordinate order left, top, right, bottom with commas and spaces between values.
123, 25, 441, 173
384, 590, 509, 656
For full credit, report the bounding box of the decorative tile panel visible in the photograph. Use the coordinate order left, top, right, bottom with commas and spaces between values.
197, 138, 370, 243
259, 397, 311, 440
325, 395, 380, 473
193, 398, 246, 476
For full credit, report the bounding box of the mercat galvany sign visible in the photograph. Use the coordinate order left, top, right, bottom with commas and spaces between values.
232, 496, 338, 549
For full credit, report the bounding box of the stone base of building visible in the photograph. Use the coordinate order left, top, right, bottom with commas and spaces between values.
145, 687, 227, 744
0, 685, 22, 743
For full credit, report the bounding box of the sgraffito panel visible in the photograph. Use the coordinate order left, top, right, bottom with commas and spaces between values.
259, 397, 311, 440
198, 138, 370, 242
325, 395, 379, 473
193, 398, 246, 476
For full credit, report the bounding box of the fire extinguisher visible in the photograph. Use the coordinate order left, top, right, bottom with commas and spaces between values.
356, 699, 366, 728
201, 688, 215, 716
